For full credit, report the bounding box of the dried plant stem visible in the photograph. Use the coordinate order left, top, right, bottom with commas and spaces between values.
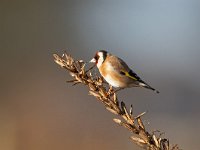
53, 53, 180, 150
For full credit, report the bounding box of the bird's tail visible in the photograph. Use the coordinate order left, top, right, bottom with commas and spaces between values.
139, 82, 159, 93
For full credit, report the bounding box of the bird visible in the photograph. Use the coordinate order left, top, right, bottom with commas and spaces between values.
90, 50, 159, 93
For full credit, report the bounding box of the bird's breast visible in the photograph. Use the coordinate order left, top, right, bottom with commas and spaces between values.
103, 75, 122, 87
99, 61, 129, 88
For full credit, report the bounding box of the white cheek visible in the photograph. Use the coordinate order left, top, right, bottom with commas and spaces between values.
97, 57, 104, 68
98, 52, 104, 58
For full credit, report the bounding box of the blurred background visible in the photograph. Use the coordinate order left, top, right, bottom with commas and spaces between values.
1, 0, 200, 150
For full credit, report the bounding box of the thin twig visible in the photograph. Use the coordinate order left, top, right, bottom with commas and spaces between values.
53, 53, 180, 150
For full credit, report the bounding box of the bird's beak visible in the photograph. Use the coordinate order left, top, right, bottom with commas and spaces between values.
90, 58, 96, 63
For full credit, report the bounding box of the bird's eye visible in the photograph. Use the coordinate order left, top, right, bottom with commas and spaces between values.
94, 54, 99, 60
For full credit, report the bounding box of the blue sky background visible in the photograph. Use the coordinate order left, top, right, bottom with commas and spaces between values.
1, 0, 200, 150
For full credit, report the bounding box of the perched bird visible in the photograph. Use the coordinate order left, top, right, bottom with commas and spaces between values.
90, 50, 159, 93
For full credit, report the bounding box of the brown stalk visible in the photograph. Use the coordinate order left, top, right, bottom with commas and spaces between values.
53, 53, 181, 150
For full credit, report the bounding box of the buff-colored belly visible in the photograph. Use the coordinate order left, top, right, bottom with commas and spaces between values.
104, 74, 122, 87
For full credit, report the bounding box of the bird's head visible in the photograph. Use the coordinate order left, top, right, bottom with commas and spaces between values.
90, 50, 108, 68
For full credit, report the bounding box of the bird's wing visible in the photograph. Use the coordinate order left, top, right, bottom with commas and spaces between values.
120, 69, 143, 82
107, 55, 159, 93
120, 69, 159, 92
107, 55, 141, 81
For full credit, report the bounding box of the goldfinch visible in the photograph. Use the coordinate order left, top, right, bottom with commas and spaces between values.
90, 50, 159, 93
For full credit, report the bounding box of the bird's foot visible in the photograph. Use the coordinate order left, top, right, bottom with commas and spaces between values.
107, 86, 124, 96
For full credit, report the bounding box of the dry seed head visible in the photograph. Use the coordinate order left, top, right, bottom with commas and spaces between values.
106, 107, 118, 115
113, 118, 122, 124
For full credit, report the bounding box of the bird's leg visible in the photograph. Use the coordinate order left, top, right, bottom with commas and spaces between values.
107, 86, 124, 96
